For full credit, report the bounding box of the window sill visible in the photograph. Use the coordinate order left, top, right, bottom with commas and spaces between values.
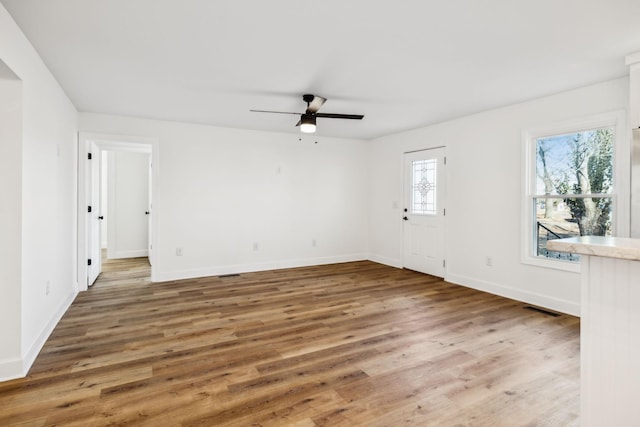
521, 255, 581, 273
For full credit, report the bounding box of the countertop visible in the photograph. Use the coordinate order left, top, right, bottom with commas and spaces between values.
547, 236, 640, 261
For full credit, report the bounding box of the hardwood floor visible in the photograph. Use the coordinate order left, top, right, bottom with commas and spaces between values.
0, 259, 579, 426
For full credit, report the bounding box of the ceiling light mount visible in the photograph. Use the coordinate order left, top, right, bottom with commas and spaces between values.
302, 94, 315, 105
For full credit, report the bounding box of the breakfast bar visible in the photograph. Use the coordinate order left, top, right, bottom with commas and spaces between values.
547, 236, 640, 427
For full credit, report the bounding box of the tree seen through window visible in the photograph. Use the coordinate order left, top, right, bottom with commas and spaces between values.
535, 127, 613, 260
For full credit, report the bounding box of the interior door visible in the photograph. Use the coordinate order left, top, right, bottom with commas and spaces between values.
147, 155, 153, 265
403, 147, 446, 277
87, 141, 102, 286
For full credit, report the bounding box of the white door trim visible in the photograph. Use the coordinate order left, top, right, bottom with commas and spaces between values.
77, 132, 159, 291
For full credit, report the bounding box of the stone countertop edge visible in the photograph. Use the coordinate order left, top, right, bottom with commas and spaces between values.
547, 236, 640, 262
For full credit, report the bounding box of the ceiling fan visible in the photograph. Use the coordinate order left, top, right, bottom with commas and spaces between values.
250, 94, 364, 134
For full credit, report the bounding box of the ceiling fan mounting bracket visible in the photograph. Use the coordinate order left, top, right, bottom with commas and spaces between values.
302, 94, 315, 104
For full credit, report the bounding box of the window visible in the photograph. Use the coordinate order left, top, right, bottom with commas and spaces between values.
411, 159, 437, 215
523, 112, 628, 271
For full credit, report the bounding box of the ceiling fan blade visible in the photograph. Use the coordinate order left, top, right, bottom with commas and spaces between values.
315, 113, 364, 120
250, 109, 300, 115
295, 118, 301, 127
307, 96, 327, 113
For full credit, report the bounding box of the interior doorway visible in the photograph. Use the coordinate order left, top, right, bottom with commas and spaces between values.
402, 147, 446, 277
102, 150, 151, 261
77, 133, 158, 291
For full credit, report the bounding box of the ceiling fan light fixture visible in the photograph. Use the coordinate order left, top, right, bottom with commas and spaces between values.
250, 94, 363, 134
300, 114, 316, 133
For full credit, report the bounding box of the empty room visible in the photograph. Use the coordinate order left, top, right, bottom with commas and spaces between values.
1, 1, 640, 426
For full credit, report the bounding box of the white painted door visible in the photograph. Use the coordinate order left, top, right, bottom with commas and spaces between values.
403, 147, 446, 277
147, 155, 153, 265
87, 141, 102, 286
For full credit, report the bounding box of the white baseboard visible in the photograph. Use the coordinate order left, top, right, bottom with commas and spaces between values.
22, 290, 77, 374
0, 289, 77, 382
446, 273, 580, 317
367, 254, 402, 269
112, 249, 148, 259
153, 253, 368, 282
0, 356, 25, 383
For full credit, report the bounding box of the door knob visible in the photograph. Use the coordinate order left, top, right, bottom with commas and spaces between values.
98, 216, 104, 220
145, 211, 150, 215
403, 216, 408, 221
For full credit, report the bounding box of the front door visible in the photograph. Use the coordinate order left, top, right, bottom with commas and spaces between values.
403, 147, 446, 277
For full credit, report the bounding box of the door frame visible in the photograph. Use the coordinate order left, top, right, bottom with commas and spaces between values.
77, 132, 159, 291
401, 146, 447, 277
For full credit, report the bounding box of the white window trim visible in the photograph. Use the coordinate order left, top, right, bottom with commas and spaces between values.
521, 110, 630, 272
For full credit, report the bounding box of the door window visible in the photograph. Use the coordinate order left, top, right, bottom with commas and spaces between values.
411, 159, 437, 215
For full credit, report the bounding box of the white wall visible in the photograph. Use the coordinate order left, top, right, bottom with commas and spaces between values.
107, 150, 150, 258
0, 61, 23, 375
0, 4, 78, 380
79, 113, 369, 281
369, 78, 629, 315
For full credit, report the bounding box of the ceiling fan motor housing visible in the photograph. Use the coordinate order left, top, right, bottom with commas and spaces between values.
301, 113, 316, 124
300, 113, 317, 133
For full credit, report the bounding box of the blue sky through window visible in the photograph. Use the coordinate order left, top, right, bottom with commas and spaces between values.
535, 128, 612, 195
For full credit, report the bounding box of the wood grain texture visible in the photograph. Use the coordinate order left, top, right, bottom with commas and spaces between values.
0, 258, 579, 426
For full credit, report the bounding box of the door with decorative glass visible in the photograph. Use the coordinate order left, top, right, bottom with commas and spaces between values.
403, 147, 446, 277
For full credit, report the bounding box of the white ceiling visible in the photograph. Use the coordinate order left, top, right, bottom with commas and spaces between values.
3, 0, 640, 139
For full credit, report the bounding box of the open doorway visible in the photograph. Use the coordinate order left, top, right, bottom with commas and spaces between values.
77, 133, 158, 291
102, 150, 151, 261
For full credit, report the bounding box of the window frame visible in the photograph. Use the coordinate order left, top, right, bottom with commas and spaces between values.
522, 111, 629, 272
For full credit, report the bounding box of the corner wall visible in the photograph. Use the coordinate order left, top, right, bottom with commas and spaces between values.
0, 4, 78, 380
368, 78, 629, 315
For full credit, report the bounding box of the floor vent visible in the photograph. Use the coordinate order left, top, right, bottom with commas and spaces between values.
218, 273, 241, 278
524, 306, 561, 317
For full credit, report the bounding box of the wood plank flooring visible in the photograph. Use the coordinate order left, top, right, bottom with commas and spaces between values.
0, 258, 580, 426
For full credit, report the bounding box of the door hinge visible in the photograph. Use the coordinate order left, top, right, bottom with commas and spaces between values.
443, 259, 446, 268
87, 258, 92, 266
87, 205, 92, 213
443, 208, 446, 216
88, 152, 92, 160
444, 156, 447, 165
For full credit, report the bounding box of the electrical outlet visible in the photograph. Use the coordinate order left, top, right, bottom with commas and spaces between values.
176, 247, 183, 256
485, 256, 493, 267
312, 239, 317, 247
45, 280, 50, 295
253, 242, 259, 251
